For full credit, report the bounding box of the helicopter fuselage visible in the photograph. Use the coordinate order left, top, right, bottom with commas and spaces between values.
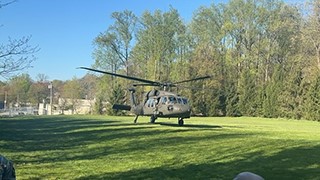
139, 91, 191, 119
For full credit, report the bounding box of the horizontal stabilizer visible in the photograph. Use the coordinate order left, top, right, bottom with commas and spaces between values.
112, 104, 131, 111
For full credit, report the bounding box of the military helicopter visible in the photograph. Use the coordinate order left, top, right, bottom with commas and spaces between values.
79, 67, 211, 126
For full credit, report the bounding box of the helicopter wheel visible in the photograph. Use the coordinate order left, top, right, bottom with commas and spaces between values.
150, 115, 157, 124
178, 118, 184, 126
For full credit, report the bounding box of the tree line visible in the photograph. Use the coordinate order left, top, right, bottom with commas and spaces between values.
93, 0, 320, 120
0, 74, 97, 112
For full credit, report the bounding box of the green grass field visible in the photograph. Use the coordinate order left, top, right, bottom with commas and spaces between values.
1, 115, 320, 179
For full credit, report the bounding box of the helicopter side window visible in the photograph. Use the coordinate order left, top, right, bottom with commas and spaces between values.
161, 96, 167, 104
147, 99, 154, 107
151, 99, 155, 107
152, 98, 158, 107
168, 96, 177, 104
182, 98, 188, 104
177, 97, 182, 104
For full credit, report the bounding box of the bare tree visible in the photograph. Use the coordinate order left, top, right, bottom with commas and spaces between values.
0, 1, 39, 77
0, 37, 38, 77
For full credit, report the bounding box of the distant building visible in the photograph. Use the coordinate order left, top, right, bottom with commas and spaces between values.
39, 98, 95, 115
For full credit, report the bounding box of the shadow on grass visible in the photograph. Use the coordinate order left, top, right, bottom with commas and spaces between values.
158, 122, 222, 129
0, 116, 225, 164
2, 116, 319, 179
76, 144, 320, 180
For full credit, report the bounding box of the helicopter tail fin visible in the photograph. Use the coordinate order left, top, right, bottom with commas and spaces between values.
112, 104, 131, 111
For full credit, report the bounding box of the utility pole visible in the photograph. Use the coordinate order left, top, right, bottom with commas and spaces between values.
48, 82, 53, 115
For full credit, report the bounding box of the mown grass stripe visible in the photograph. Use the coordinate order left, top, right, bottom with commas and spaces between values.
1, 115, 320, 179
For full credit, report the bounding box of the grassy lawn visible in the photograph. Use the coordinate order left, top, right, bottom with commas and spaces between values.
1, 115, 320, 179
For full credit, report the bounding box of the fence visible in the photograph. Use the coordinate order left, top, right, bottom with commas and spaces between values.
0, 107, 38, 117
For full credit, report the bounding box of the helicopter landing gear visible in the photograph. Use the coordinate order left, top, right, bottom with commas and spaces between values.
178, 118, 184, 126
133, 115, 139, 123
150, 115, 157, 124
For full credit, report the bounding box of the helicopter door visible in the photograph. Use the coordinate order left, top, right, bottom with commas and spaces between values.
156, 96, 166, 115
145, 98, 157, 115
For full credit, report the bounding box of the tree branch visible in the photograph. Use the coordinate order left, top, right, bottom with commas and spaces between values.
0, 0, 16, 9
0, 36, 39, 77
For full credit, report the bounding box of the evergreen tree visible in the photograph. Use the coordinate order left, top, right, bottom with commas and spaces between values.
93, 75, 109, 115
93, 94, 104, 115
226, 81, 240, 116
107, 84, 126, 116
278, 68, 304, 119
304, 75, 320, 121
238, 69, 256, 116
262, 66, 283, 118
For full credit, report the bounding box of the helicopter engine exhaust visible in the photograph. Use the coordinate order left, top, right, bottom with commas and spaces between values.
112, 104, 131, 111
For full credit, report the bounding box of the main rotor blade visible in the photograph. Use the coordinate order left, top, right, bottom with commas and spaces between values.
173, 75, 212, 84
132, 83, 159, 87
176, 84, 212, 90
79, 67, 160, 85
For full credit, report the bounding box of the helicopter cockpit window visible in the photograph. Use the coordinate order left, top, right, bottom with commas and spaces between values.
161, 96, 167, 104
168, 96, 177, 104
177, 97, 182, 104
147, 99, 155, 107
182, 98, 188, 104
151, 99, 155, 107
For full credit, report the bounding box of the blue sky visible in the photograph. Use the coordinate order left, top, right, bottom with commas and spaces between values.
0, 0, 300, 81
0, 0, 217, 81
